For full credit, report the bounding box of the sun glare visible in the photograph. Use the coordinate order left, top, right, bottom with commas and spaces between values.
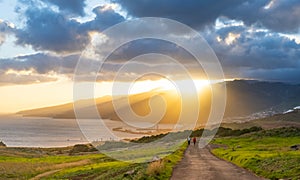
129, 79, 210, 95
193, 79, 210, 90
128, 79, 175, 94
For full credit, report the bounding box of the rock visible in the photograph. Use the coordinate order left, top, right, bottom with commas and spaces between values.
0, 141, 6, 147
123, 170, 135, 177
290, 144, 300, 150
151, 155, 161, 162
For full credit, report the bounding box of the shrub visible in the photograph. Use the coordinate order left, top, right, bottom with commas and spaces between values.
69, 144, 97, 154
146, 160, 165, 176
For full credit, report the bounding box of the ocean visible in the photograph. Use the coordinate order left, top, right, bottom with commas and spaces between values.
0, 115, 145, 147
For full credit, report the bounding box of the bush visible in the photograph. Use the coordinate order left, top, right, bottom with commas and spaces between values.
69, 144, 97, 154
215, 126, 263, 137
146, 160, 165, 176
255, 127, 300, 137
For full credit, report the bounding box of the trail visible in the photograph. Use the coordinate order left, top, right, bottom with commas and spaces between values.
171, 145, 264, 180
30, 159, 90, 180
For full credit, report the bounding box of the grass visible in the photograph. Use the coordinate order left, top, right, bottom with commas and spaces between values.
97, 131, 190, 163
0, 150, 107, 179
211, 127, 300, 180
0, 140, 187, 179
99, 140, 185, 163
47, 142, 187, 180
151, 142, 187, 179
47, 161, 138, 180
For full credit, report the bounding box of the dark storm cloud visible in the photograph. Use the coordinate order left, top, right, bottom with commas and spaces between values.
114, 0, 300, 33
214, 31, 300, 69
3, 0, 299, 84
15, 7, 90, 53
114, 0, 242, 29
106, 38, 195, 64
224, 0, 300, 33
204, 25, 300, 82
81, 6, 125, 31
41, 0, 86, 16
15, 5, 125, 53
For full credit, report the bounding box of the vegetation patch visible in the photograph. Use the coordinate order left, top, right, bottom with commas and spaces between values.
0, 139, 187, 179
191, 126, 262, 137
211, 127, 300, 180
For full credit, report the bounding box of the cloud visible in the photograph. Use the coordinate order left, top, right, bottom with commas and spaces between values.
0, 70, 58, 86
81, 6, 125, 31
204, 24, 300, 82
2, 0, 299, 84
41, 0, 86, 16
13, 25, 299, 83
0, 53, 80, 85
114, 0, 243, 30
223, 0, 300, 33
0, 19, 15, 45
106, 38, 195, 64
0, 53, 80, 74
15, 7, 90, 53
15, 5, 125, 53
114, 0, 300, 33
0, 48, 204, 85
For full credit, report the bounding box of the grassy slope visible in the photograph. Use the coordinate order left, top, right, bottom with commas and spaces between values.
0, 142, 187, 179
48, 142, 187, 179
211, 127, 300, 180
0, 146, 107, 179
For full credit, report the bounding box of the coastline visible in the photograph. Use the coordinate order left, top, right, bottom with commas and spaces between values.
0, 115, 147, 148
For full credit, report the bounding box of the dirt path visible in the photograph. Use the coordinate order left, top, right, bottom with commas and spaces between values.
30, 159, 91, 180
171, 145, 264, 180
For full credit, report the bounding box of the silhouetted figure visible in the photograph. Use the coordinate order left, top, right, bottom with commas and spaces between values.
187, 136, 191, 145
193, 137, 196, 146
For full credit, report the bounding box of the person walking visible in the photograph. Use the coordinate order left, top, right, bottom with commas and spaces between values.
187, 136, 191, 145
193, 137, 196, 146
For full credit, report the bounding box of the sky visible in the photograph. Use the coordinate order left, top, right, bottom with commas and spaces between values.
0, 0, 300, 113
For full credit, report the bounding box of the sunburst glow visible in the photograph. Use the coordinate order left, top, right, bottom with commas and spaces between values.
129, 78, 210, 94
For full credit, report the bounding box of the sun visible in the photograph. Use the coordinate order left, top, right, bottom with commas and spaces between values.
193, 79, 211, 91
129, 78, 210, 95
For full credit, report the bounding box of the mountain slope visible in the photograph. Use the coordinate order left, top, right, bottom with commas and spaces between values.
223, 80, 300, 119
18, 80, 300, 124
